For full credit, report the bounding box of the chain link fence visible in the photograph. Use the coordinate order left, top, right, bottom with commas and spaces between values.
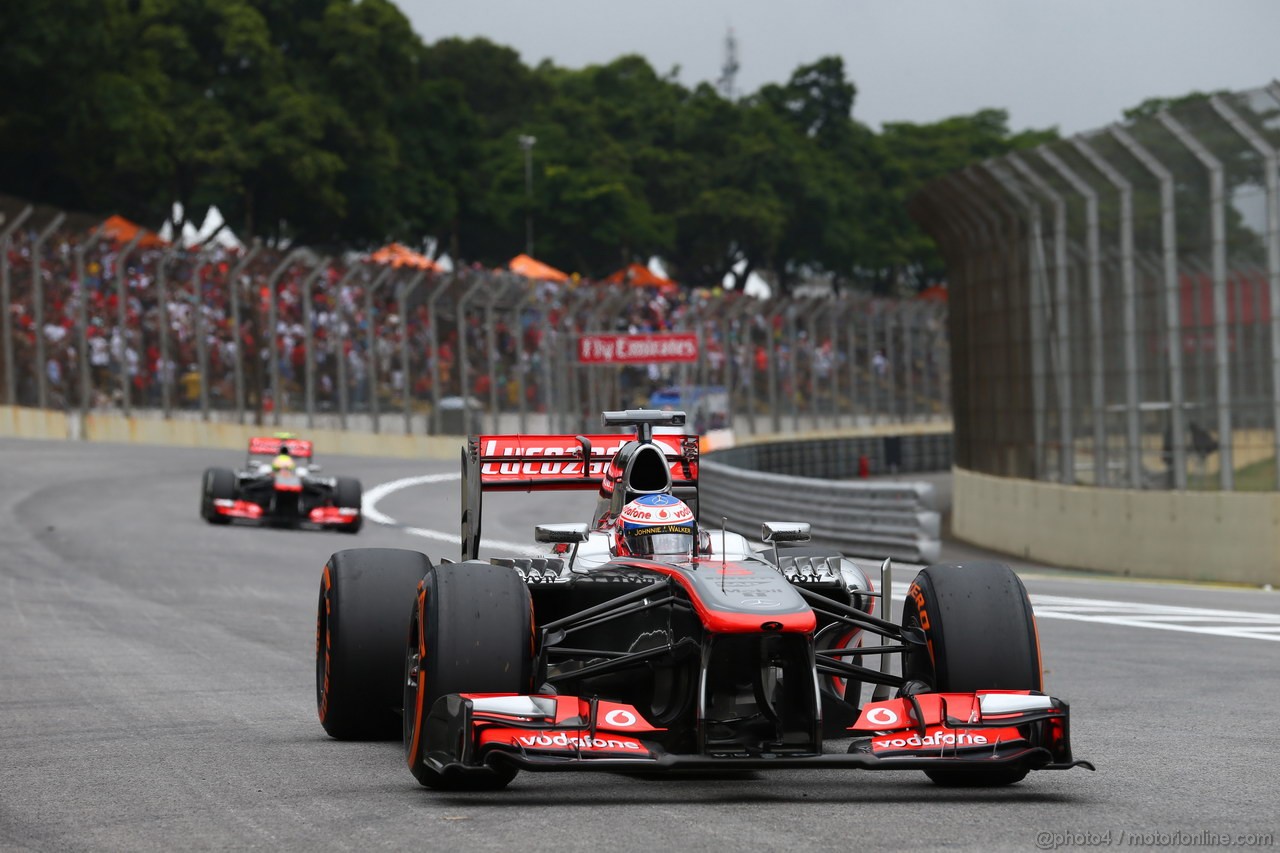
912, 82, 1280, 491
0, 203, 950, 438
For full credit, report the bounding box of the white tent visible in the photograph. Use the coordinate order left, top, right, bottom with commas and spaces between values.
157, 202, 244, 250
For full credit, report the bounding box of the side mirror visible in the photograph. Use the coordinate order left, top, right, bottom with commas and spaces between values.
761, 522, 811, 544
534, 523, 590, 544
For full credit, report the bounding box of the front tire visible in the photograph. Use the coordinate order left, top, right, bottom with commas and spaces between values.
316, 548, 432, 739
901, 561, 1042, 786
404, 562, 535, 790
334, 477, 363, 534
201, 467, 235, 524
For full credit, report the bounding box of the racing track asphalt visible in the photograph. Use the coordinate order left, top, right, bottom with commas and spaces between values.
1, 437, 1278, 852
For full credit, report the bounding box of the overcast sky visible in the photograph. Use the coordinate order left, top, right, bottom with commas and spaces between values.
399, 0, 1280, 136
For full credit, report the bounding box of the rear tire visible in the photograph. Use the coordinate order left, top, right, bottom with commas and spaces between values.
201, 467, 235, 524
334, 477, 363, 534
316, 548, 431, 740
404, 562, 534, 790
900, 561, 1041, 787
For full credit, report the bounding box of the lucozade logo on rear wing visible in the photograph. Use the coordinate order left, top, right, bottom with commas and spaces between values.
475, 435, 695, 483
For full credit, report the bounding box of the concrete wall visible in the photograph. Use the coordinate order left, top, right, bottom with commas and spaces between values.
952, 467, 1280, 586
0, 405, 462, 462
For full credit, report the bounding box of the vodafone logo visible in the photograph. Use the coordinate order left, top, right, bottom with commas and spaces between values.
604, 709, 637, 728
515, 733, 643, 751
872, 731, 990, 750
865, 707, 899, 726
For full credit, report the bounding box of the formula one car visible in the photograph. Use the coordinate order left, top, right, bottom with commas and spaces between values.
201, 436, 362, 532
315, 410, 1090, 789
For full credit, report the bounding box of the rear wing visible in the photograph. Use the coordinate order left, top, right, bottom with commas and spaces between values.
248, 437, 313, 458
468, 433, 697, 491
460, 414, 699, 561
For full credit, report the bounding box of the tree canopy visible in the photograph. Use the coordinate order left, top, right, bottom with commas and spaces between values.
0, 0, 1057, 292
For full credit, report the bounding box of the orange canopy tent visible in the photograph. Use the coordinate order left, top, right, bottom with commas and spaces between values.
369, 242, 441, 271
917, 284, 949, 302
602, 263, 678, 292
509, 254, 569, 282
99, 215, 168, 249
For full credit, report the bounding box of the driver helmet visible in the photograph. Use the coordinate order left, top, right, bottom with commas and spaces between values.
614, 494, 695, 559
272, 449, 296, 472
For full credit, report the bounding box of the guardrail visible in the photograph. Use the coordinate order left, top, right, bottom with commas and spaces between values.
700, 431, 949, 564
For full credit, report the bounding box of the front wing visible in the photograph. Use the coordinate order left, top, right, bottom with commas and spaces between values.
419, 692, 1093, 781
211, 499, 359, 526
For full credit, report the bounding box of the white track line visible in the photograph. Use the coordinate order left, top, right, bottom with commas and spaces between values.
362, 473, 544, 556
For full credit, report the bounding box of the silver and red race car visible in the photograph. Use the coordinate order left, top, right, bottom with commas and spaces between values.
201, 436, 362, 532
315, 410, 1090, 789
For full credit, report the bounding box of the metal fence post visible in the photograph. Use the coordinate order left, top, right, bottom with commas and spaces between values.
804, 300, 820, 427
266, 248, 306, 427
933, 175, 995, 467
1009, 153, 1075, 484
301, 257, 330, 429
980, 162, 1050, 479
543, 300, 558, 433
365, 266, 396, 433
765, 302, 784, 433
427, 273, 453, 436
1211, 95, 1280, 489
190, 247, 216, 421
844, 300, 859, 429
786, 303, 800, 433
32, 212, 68, 409
1158, 112, 1232, 490
828, 295, 841, 428
1041, 146, 1108, 486
485, 280, 508, 433
1112, 124, 1187, 490
864, 304, 880, 426
227, 242, 262, 424
329, 263, 364, 432
721, 300, 736, 429
514, 284, 536, 433
1074, 136, 1143, 489
398, 270, 427, 435
75, 227, 105, 420
1, 206, 33, 405
455, 276, 485, 433
155, 247, 176, 418
111, 230, 144, 416
738, 299, 759, 435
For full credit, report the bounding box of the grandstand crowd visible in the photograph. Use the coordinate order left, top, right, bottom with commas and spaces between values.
0, 216, 946, 429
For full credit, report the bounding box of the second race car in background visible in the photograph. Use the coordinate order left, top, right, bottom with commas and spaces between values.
200, 436, 362, 533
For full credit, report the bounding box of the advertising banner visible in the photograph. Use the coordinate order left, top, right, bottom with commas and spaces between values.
577, 333, 699, 364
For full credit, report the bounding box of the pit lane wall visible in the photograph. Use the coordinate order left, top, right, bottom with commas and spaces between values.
953, 468, 1280, 586
700, 424, 951, 564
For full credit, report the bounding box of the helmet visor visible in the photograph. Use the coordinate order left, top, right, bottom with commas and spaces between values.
623, 524, 694, 556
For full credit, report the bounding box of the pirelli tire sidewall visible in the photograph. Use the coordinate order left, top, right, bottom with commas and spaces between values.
316, 548, 432, 740
404, 562, 535, 790
902, 561, 1042, 693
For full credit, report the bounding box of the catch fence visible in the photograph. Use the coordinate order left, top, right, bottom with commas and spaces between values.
912, 82, 1280, 491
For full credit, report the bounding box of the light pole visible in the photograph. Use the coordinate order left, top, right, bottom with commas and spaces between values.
517, 134, 537, 257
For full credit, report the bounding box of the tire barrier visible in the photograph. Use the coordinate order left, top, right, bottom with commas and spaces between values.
700, 433, 949, 564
